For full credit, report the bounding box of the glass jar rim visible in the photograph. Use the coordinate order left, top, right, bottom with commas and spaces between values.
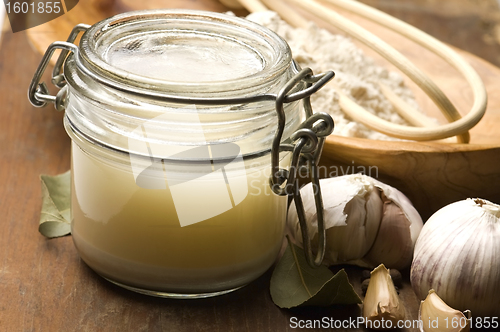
60, 9, 305, 161
77, 9, 293, 96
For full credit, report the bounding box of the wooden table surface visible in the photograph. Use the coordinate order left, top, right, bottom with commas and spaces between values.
0, 1, 498, 331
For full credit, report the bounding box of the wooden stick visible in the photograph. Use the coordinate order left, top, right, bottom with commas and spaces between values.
238, 0, 268, 12
218, 0, 245, 9
334, 86, 473, 141
288, 0, 472, 143
378, 83, 438, 128
234, 0, 486, 141
323, 0, 487, 140
261, 1, 446, 136
327, 80, 483, 141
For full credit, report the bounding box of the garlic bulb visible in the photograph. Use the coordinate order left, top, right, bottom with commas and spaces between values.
418, 290, 471, 332
411, 198, 500, 317
287, 174, 423, 269
363, 264, 405, 330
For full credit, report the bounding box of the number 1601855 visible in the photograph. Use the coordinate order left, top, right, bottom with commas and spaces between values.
5, 2, 61, 14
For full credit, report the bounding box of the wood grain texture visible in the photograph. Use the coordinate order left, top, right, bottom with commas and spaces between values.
321, 137, 500, 221
1, 0, 499, 331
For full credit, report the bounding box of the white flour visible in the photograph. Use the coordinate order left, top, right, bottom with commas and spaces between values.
247, 11, 422, 140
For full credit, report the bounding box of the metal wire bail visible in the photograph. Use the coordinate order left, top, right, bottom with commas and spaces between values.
269, 69, 334, 267
28, 24, 90, 110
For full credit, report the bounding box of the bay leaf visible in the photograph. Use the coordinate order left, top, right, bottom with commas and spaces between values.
270, 237, 362, 308
39, 171, 71, 238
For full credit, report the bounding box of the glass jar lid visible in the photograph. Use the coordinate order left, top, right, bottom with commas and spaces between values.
55, 9, 304, 160
77, 9, 293, 96
28, 9, 333, 163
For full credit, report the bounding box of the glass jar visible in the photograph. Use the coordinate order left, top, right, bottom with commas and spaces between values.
29, 9, 334, 298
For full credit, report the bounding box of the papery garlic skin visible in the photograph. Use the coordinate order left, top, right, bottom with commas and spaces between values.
411, 198, 500, 317
364, 193, 414, 270
287, 174, 423, 269
418, 289, 470, 332
288, 175, 382, 264
363, 264, 405, 330
324, 178, 383, 262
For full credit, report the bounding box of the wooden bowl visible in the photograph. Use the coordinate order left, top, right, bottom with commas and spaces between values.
316, 8, 500, 219
26, 0, 500, 220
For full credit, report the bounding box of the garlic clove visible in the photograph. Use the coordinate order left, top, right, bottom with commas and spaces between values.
324, 185, 383, 262
287, 176, 361, 241
418, 290, 471, 332
369, 177, 423, 247
363, 192, 415, 270
287, 174, 423, 268
288, 174, 383, 265
363, 264, 405, 330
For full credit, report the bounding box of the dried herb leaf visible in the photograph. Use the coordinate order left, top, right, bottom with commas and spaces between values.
270, 238, 362, 308
39, 171, 71, 238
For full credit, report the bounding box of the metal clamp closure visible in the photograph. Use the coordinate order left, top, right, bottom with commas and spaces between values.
28, 24, 89, 110
269, 68, 334, 268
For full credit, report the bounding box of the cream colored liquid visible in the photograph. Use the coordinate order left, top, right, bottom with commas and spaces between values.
71, 142, 287, 294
